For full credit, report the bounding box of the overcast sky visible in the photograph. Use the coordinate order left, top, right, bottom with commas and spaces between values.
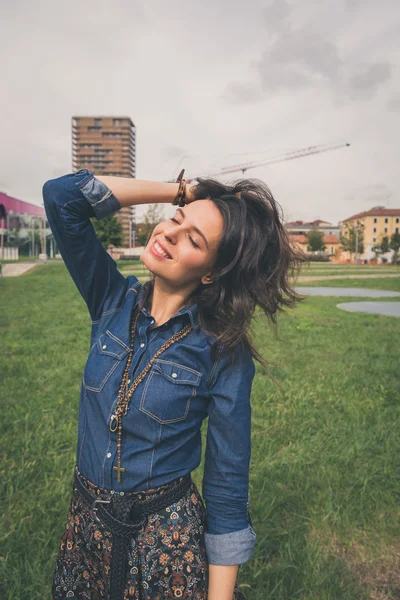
1, 0, 399, 224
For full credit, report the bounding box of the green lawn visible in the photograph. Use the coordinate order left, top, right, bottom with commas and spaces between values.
1, 263, 399, 599
299, 264, 400, 278
302, 263, 397, 269
300, 270, 399, 278
296, 277, 400, 292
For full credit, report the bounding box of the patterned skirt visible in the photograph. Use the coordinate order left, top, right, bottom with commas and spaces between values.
52, 466, 248, 599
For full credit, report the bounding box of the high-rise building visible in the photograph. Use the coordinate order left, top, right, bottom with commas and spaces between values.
72, 116, 136, 247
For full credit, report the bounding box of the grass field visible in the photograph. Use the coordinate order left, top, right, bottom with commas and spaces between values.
296, 277, 400, 292
1, 262, 399, 599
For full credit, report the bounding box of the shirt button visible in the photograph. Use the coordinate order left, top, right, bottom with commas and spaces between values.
106, 452, 112, 458
140, 343, 145, 348
102, 344, 107, 349
172, 373, 177, 378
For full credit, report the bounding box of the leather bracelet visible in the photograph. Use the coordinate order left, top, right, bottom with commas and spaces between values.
172, 169, 187, 206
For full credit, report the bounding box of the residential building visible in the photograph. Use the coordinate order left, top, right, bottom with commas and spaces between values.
286, 218, 341, 260
72, 116, 137, 247
285, 219, 340, 237
289, 233, 340, 259
340, 206, 400, 261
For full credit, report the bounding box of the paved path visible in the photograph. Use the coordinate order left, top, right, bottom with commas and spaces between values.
1, 261, 41, 277
297, 273, 400, 281
337, 302, 400, 317
294, 286, 400, 317
294, 287, 400, 297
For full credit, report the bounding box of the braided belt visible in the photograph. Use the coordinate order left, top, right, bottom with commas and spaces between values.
73, 469, 193, 600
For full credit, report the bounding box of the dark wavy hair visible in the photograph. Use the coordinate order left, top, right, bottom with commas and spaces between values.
139, 177, 308, 371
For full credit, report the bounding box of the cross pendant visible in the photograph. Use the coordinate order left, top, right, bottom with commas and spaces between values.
113, 461, 126, 483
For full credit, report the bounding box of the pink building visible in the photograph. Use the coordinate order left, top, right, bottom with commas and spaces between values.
0, 192, 48, 258
0, 192, 45, 229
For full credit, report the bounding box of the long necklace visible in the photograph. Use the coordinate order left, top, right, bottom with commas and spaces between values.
109, 306, 192, 483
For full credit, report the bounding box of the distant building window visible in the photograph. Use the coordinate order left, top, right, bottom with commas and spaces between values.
88, 126, 101, 132
373, 237, 376, 242
384, 218, 388, 223
113, 119, 120, 126
373, 227, 376, 233
396, 227, 399, 233
94, 119, 101, 126
396, 218, 399, 223
384, 227, 388, 233
373, 218, 377, 223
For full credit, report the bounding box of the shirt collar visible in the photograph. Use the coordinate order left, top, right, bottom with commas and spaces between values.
136, 286, 199, 330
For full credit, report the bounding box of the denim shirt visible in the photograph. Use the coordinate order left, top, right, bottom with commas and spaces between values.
42, 169, 257, 566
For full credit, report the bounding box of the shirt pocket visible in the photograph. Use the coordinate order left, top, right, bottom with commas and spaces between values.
83, 330, 130, 392
139, 359, 202, 424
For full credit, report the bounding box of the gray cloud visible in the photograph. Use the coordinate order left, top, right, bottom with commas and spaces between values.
0, 0, 399, 225
222, 81, 263, 105
346, 62, 392, 99
387, 94, 400, 112
257, 30, 342, 92
160, 146, 187, 159
224, 1, 393, 105
264, 0, 291, 31
345, 183, 393, 207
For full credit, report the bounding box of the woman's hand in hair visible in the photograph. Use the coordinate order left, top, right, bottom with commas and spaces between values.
185, 181, 197, 204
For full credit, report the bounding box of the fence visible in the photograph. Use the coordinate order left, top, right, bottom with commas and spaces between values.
0, 247, 19, 260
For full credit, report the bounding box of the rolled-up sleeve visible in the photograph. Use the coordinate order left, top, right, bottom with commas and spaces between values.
42, 169, 131, 322
202, 344, 257, 566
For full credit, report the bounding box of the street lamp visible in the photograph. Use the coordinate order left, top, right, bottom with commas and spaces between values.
31, 215, 48, 260
354, 226, 359, 263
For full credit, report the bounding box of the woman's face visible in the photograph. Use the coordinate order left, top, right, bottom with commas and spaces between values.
141, 199, 224, 289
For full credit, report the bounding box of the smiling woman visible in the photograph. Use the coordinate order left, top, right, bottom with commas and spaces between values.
43, 167, 307, 599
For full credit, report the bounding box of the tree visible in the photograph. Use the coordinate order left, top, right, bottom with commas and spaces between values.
340, 222, 364, 260
307, 229, 325, 252
380, 236, 390, 255
137, 204, 166, 246
92, 214, 123, 248
390, 232, 400, 265
4, 215, 24, 247
372, 236, 390, 262
371, 243, 383, 261
135, 222, 149, 246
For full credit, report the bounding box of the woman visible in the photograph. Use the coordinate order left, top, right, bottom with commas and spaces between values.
43, 168, 304, 600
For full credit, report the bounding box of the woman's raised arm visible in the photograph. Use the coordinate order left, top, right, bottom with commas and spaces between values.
95, 175, 181, 207
43, 169, 132, 323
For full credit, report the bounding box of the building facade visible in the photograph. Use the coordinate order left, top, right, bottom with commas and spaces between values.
340, 207, 400, 261
289, 233, 340, 259
285, 219, 340, 237
0, 192, 51, 258
286, 219, 341, 260
72, 116, 137, 247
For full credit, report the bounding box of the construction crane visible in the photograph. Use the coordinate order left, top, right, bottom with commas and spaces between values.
169, 141, 350, 183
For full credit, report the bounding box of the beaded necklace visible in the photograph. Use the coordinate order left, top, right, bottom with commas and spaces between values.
109, 306, 192, 483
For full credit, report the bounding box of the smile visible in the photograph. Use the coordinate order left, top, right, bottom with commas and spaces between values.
150, 240, 172, 259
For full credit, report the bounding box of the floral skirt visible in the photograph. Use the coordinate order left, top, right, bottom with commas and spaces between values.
52, 466, 247, 599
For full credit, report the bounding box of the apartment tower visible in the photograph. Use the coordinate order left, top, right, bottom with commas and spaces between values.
72, 116, 136, 247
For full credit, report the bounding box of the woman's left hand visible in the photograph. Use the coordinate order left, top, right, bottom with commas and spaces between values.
185, 182, 196, 204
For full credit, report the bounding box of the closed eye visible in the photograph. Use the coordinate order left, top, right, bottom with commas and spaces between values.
169, 218, 200, 248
